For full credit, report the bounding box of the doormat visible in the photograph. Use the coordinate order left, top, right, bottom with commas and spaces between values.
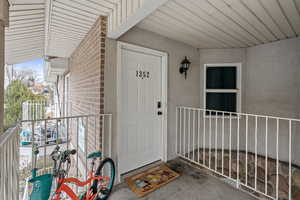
124, 164, 180, 198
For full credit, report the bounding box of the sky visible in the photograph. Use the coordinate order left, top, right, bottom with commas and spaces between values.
13, 58, 45, 83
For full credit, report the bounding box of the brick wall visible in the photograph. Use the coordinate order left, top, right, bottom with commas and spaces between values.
69, 16, 106, 116
66, 16, 107, 156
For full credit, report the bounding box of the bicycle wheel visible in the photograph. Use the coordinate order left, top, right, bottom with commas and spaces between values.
92, 158, 115, 200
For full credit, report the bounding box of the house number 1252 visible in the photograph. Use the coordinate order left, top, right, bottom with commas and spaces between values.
136, 70, 150, 79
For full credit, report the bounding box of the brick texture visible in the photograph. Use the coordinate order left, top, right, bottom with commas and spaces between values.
66, 16, 107, 159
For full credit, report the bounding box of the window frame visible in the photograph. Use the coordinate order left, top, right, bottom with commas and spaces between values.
203, 63, 242, 115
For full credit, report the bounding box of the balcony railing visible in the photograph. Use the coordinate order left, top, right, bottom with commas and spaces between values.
0, 125, 21, 200
176, 107, 299, 200
1, 113, 112, 200
22, 100, 67, 121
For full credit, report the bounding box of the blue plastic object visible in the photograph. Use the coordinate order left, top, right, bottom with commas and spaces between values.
29, 171, 53, 200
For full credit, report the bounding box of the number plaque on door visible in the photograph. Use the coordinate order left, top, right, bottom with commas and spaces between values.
136, 70, 150, 79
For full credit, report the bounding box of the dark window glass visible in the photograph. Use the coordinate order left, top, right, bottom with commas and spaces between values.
206, 67, 236, 89
206, 93, 236, 113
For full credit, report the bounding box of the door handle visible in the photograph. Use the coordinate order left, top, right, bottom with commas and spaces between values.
158, 111, 163, 115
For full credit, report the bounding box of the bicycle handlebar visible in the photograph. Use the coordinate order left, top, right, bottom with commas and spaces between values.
50, 146, 76, 177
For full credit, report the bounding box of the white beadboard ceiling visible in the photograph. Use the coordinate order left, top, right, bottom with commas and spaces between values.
138, 0, 300, 49
4, 0, 300, 64
5, 0, 45, 64
45, 0, 118, 58
5, 0, 119, 64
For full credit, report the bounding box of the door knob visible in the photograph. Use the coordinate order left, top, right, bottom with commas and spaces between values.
158, 111, 163, 115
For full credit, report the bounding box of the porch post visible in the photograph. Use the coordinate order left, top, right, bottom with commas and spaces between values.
0, 0, 9, 135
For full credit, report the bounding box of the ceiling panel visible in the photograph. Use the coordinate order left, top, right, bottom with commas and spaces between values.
45, 0, 116, 58
4, 0, 300, 64
5, 0, 117, 64
138, 0, 300, 48
5, 0, 45, 64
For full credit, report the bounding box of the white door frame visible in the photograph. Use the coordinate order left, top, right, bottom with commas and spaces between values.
116, 42, 168, 178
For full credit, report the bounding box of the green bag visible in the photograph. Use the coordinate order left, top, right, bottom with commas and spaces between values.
29, 173, 53, 200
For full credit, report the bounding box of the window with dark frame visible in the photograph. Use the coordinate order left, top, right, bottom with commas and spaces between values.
205, 65, 240, 115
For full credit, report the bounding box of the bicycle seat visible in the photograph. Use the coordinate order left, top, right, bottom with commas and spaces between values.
87, 151, 102, 159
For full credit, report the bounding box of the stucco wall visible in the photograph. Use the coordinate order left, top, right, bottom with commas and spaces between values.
199, 37, 300, 165
104, 27, 201, 174
245, 37, 300, 118
105, 27, 300, 174
246, 37, 300, 165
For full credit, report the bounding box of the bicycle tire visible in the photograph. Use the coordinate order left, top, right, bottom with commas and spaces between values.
92, 158, 115, 200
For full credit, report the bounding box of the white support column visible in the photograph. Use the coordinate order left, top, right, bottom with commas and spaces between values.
0, 0, 9, 135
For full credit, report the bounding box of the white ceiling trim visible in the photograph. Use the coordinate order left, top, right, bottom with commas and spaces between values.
107, 0, 170, 39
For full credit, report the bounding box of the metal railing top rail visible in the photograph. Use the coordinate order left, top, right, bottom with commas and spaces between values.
177, 106, 300, 122
0, 123, 21, 147
21, 113, 112, 123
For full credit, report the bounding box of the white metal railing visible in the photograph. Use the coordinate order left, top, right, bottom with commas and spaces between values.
19, 113, 112, 198
22, 100, 71, 121
176, 107, 297, 200
0, 125, 21, 200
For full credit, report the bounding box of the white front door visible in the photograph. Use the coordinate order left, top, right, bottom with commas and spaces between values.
118, 43, 166, 174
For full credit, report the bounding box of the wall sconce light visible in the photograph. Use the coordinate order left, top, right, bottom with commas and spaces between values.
179, 56, 191, 79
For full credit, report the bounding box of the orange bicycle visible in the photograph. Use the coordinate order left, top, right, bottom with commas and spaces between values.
50, 146, 115, 200
28, 145, 116, 200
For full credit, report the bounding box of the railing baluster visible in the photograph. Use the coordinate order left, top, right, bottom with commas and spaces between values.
188, 109, 191, 159
67, 118, 70, 150
193, 110, 196, 161
276, 118, 279, 199
245, 115, 248, 186
183, 108, 186, 157
76, 117, 79, 193
44, 120, 47, 169
209, 111, 212, 169
179, 108, 182, 155
222, 112, 224, 175
94, 115, 97, 150
31, 121, 35, 169
255, 116, 258, 190
237, 113, 240, 188
176, 107, 178, 155
102, 115, 105, 157
109, 115, 112, 157
56, 120, 59, 146
265, 117, 268, 195
85, 116, 88, 190
203, 110, 206, 166
215, 112, 218, 171
198, 110, 201, 163
229, 113, 232, 178
289, 120, 292, 200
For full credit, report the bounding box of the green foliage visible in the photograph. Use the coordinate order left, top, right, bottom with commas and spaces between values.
4, 80, 46, 130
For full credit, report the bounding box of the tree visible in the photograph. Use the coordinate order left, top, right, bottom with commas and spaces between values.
13, 68, 38, 87
4, 80, 46, 130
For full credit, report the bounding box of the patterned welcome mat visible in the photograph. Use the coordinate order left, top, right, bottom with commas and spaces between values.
124, 164, 180, 198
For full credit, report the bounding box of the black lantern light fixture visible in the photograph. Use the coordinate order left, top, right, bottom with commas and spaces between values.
179, 56, 191, 79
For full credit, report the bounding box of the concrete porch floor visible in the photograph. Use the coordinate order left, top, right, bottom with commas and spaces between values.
110, 159, 256, 200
